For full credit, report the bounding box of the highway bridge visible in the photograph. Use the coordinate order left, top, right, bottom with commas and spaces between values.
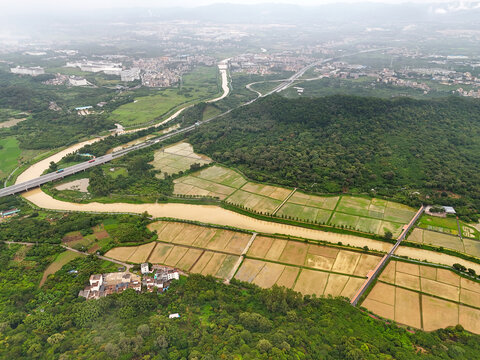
0, 48, 387, 200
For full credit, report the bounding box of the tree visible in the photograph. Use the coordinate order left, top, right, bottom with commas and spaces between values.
48, 161, 58, 172
384, 230, 393, 241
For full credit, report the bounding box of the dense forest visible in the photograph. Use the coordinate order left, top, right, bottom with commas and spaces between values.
2, 240, 480, 359
190, 95, 480, 220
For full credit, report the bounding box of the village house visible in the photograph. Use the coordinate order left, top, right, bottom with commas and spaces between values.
79, 272, 141, 300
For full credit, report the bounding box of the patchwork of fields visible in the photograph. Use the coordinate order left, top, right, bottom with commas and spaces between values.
407, 228, 480, 258
105, 221, 381, 299
361, 260, 480, 334
174, 164, 417, 236
236, 235, 380, 299
62, 224, 113, 254
150, 142, 212, 178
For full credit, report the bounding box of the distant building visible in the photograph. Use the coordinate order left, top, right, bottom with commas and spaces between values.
121, 68, 141, 82
10, 66, 45, 76
69, 76, 89, 86
169, 313, 180, 319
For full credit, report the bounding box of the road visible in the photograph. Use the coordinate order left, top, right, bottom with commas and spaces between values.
3, 240, 133, 270
0, 48, 388, 199
350, 205, 425, 306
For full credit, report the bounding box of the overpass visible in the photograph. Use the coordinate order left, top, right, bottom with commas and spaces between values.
350, 205, 425, 306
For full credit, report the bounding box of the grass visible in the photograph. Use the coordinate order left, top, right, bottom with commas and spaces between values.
0, 136, 21, 178
418, 214, 458, 235
110, 66, 220, 126
39, 251, 83, 287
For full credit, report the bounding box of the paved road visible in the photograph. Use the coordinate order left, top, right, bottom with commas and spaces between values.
0, 48, 388, 199
350, 205, 425, 306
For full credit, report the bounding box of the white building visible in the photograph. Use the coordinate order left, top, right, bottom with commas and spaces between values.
166, 272, 179, 281
141, 263, 150, 274
10, 66, 45, 76
69, 76, 89, 86
169, 313, 180, 319
89, 274, 103, 291
121, 68, 141, 82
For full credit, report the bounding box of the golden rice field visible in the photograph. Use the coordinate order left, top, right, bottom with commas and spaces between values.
361, 259, 480, 334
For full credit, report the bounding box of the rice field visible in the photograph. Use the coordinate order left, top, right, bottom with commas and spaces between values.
405, 228, 479, 256
147, 221, 251, 255
173, 164, 417, 235
361, 259, 480, 334
234, 258, 365, 299
150, 142, 212, 178
247, 236, 380, 277
105, 242, 156, 263
40, 251, 83, 286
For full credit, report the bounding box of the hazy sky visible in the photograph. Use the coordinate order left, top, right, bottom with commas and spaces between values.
3, 0, 469, 10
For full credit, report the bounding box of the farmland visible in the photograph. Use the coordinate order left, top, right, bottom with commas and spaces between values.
236, 235, 381, 299
150, 142, 212, 178
418, 214, 459, 235
174, 163, 417, 235
361, 259, 480, 334
107, 220, 381, 297
406, 227, 480, 258
62, 224, 113, 254
109, 66, 220, 127
39, 250, 83, 287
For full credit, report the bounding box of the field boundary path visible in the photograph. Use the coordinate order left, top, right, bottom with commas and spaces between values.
224, 232, 257, 284
350, 205, 425, 306
456, 216, 463, 241
272, 188, 297, 216
4, 240, 133, 271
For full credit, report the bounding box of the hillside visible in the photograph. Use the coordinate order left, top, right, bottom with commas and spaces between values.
2, 239, 480, 359
189, 95, 480, 220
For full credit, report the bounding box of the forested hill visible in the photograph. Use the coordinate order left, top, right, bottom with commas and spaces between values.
189, 95, 480, 219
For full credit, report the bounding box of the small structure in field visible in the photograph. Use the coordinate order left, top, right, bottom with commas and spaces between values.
169, 313, 180, 319
0, 208, 20, 219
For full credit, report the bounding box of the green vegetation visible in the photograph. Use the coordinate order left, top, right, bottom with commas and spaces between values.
2, 239, 480, 359
418, 214, 459, 235
189, 95, 480, 221
110, 66, 220, 126
0, 136, 21, 178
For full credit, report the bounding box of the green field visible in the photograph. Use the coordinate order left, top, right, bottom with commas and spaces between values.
418, 214, 459, 235
0, 136, 22, 179
275, 193, 413, 236
110, 66, 220, 126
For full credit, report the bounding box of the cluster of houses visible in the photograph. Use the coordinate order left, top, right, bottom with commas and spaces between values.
79, 263, 179, 300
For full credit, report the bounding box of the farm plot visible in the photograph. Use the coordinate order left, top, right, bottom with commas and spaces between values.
423, 229, 464, 253
148, 220, 251, 255
40, 251, 83, 287
226, 190, 283, 215
418, 214, 458, 235
151, 142, 212, 178
247, 236, 381, 277
234, 259, 364, 299
364, 259, 480, 334
105, 242, 156, 263
328, 196, 416, 236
